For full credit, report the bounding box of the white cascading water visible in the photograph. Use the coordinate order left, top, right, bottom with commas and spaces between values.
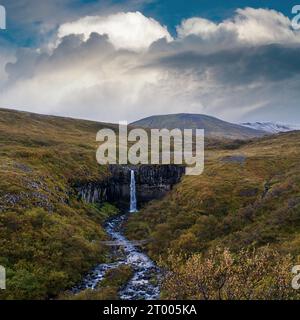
130, 170, 138, 213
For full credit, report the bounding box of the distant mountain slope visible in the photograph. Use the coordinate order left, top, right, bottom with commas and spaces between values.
241, 122, 300, 134
131, 114, 266, 140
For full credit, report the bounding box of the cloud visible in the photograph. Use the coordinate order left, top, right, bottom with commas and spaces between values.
153, 44, 300, 84
177, 17, 219, 39
177, 8, 300, 45
58, 11, 173, 51
1, 8, 300, 124
0, 0, 154, 47
0, 33, 165, 121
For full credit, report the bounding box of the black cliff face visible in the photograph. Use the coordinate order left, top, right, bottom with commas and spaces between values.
75, 165, 185, 208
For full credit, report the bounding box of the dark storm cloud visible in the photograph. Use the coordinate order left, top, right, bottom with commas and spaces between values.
150, 43, 300, 85
5, 32, 115, 82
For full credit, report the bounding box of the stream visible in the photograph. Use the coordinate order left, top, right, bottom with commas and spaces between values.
72, 214, 161, 300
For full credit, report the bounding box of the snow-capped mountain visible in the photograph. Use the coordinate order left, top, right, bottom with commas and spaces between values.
240, 122, 300, 134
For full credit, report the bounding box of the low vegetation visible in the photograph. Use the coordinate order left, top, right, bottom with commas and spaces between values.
0, 108, 118, 299
160, 247, 299, 300
126, 131, 300, 299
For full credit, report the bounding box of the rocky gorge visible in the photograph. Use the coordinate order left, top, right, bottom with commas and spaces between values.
71, 164, 185, 299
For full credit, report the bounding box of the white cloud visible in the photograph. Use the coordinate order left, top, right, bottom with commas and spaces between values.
58, 11, 173, 52
177, 17, 218, 39
177, 7, 300, 45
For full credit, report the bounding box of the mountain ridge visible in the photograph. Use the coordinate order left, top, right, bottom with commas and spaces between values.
241, 122, 300, 134
131, 113, 266, 140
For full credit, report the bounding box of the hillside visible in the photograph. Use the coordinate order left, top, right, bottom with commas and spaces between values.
125, 131, 300, 297
0, 108, 118, 299
1, 108, 300, 300
131, 113, 266, 140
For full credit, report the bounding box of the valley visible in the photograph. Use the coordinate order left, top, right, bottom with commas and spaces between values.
1, 108, 300, 300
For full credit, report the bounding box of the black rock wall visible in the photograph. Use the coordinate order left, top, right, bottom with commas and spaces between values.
75, 165, 185, 208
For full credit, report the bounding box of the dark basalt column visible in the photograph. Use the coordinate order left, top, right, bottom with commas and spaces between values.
75, 165, 185, 208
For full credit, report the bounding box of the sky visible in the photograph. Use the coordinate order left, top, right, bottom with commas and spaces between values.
0, 0, 300, 124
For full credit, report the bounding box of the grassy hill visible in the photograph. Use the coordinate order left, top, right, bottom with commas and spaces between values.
126, 131, 300, 256
131, 113, 266, 140
0, 108, 119, 299
125, 131, 300, 298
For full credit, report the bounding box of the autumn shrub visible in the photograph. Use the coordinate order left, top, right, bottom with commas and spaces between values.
160, 247, 299, 300
0, 204, 117, 300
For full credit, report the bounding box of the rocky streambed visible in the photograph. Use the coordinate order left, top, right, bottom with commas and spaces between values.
72, 214, 161, 300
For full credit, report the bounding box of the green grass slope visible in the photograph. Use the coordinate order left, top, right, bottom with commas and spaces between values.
0, 108, 118, 299
126, 131, 300, 260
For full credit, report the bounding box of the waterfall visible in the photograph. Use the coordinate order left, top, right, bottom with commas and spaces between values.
130, 170, 138, 213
